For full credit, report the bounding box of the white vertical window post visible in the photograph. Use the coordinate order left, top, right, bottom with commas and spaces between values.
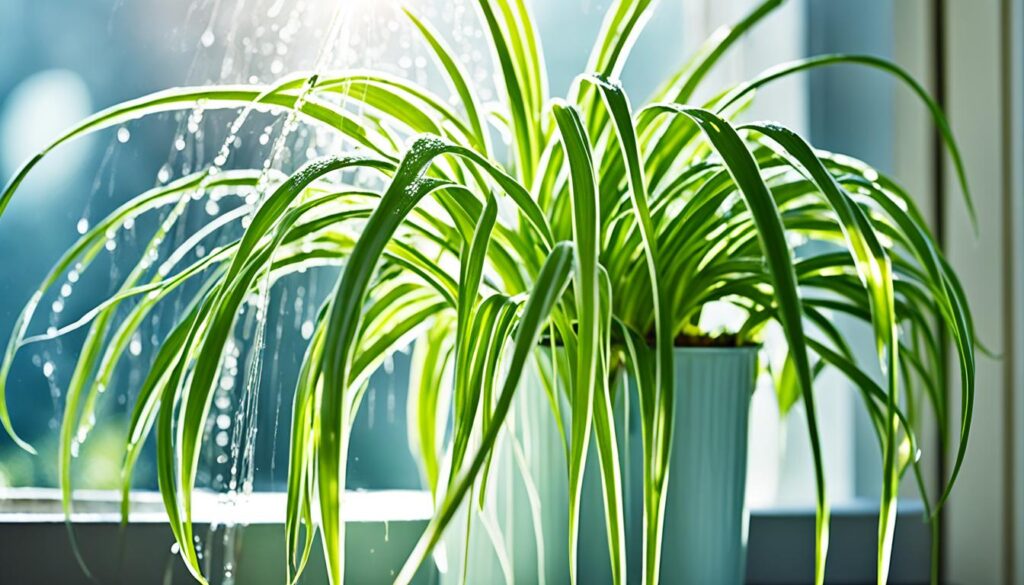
943, 0, 1021, 582
1007, 0, 1024, 582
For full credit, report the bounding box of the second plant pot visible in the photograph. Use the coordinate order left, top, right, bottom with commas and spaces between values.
437, 348, 570, 585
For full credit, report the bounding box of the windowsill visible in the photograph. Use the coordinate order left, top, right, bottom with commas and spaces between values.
0, 486, 433, 524
0, 489, 931, 585
0, 487, 435, 584
748, 499, 930, 585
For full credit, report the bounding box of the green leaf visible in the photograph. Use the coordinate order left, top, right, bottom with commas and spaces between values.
449, 194, 499, 481
551, 100, 608, 585
717, 54, 977, 229
579, 74, 673, 585
640, 105, 831, 585
742, 122, 900, 582
405, 8, 492, 155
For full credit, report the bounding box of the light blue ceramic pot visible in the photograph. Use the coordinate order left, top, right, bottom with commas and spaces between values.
579, 347, 758, 585
653, 347, 758, 584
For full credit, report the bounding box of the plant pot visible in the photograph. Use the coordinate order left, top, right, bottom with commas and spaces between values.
443, 346, 757, 585
644, 347, 757, 584
578, 347, 757, 584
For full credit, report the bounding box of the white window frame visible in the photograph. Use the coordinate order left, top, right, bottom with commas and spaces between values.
943, 0, 1023, 583
1010, 2, 1024, 582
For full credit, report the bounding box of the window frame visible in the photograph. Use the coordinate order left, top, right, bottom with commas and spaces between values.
942, 0, 1023, 582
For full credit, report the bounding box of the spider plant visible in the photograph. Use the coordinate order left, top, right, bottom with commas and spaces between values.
0, 0, 975, 584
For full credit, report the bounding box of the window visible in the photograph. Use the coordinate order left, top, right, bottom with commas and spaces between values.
1, 1, 1008, 584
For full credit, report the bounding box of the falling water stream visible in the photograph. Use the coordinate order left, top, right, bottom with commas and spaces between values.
51, 1, 488, 582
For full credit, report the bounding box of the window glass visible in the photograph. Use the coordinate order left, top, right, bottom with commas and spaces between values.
0, 1, 925, 518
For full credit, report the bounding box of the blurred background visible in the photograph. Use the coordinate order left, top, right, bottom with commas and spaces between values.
0, 0, 1019, 583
